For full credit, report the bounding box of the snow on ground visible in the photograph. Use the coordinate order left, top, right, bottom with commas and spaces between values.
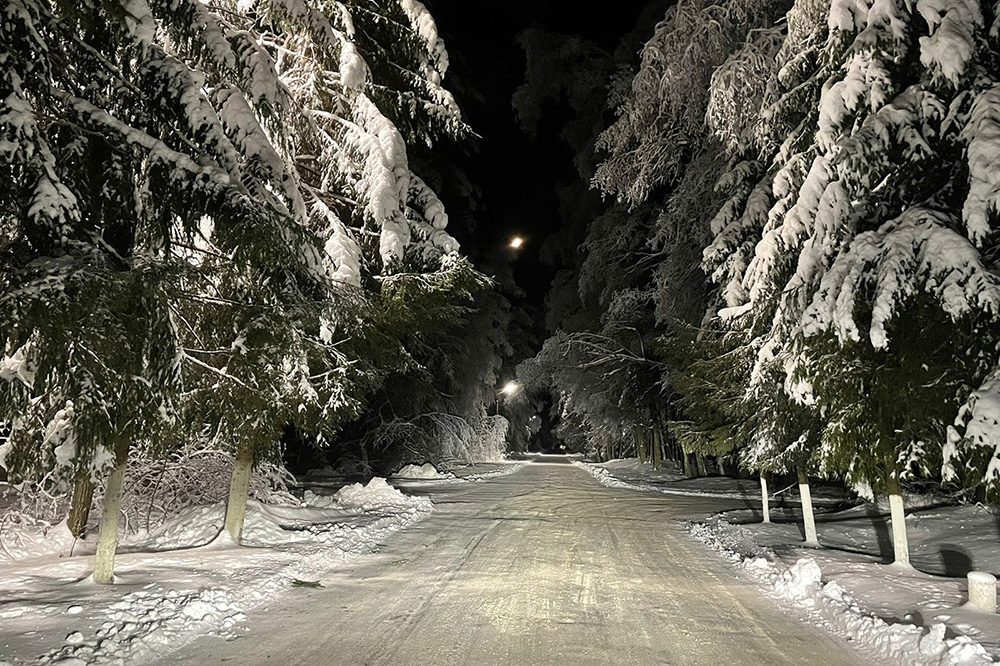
691, 521, 995, 666
392, 462, 456, 480
297, 460, 526, 490
576, 458, 852, 504
389, 460, 527, 486
457, 461, 528, 482
0, 478, 431, 666
582, 458, 1000, 666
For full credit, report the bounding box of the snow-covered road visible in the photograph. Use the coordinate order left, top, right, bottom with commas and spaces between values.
159, 456, 870, 666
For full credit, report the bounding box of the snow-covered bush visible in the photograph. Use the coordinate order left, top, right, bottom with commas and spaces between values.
468, 416, 510, 463
349, 412, 508, 475
0, 480, 67, 559
114, 442, 298, 536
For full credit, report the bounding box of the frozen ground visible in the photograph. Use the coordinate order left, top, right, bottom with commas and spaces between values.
584, 458, 1000, 665
0, 477, 432, 666
153, 456, 871, 666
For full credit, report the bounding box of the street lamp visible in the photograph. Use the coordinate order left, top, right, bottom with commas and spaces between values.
493, 381, 520, 415
509, 236, 524, 250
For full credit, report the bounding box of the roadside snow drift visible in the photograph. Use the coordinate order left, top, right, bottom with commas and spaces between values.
392, 462, 455, 480
691, 521, 996, 666
0, 478, 432, 666
389, 461, 527, 484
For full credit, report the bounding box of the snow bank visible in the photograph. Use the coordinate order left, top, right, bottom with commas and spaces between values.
334, 476, 433, 510
0, 518, 78, 561
575, 460, 654, 491
39, 587, 246, 666
459, 462, 527, 482
575, 460, 847, 503
391, 462, 454, 480
691, 521, 996, 666
22, 484, 433, 666
124, 503, 225, 551
389, 461, 527, 484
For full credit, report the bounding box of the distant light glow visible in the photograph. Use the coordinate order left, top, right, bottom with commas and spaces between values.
509, 236, 524, 249
501, 381, 520, 395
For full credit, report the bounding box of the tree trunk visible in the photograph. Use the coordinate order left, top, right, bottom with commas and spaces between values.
886, 469, 910, 565
696, 454, 708, 477
760, 476, 771, 523
682, 450, 693, 478
797, 468, 818, 545
652, 430, 663, 471
635, 429, 646, 464
359, 440, 370, 476
67, 472, 94, 539
225, 441, 254, 544
93, 440, 129, 585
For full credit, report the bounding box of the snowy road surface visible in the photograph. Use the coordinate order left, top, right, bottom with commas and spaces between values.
161, 456, 870, 666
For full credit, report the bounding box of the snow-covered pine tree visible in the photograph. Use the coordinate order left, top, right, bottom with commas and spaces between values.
0, 0, 321, 578
699, 0, 1000, 558
586, 0, 821, 520
592, 0, 792, 207
1, 0, 476, 569
790, 0, 1000, 558
151, 0, 478, 542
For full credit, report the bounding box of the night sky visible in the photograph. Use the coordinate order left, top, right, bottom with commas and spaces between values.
427, 1, 656, 308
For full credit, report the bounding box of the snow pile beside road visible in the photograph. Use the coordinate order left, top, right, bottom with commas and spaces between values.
334, 477, 434, 511
119, 480, 430, 552
7, 482, 433, 666
575, 459, 853, 504
392, 463, 455, 480
460, 462, 527, 482
124, 504, 226, 551
574, 460, 653, 490
39, 588, 246, 666
574, 460, 746, 499
389, 461, 527, 485
691, 521, 996, 666
0, 517, 79, 561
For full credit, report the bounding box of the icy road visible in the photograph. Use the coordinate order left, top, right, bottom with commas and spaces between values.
163, 456, 870, 666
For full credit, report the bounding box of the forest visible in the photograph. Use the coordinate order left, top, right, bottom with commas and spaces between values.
516, 0, 1000, 563
2, 0, 1000, 594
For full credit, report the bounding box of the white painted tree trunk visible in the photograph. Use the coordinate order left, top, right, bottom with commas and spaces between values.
760, 476, 771, 523
797, 468, 818, 545
93, 441, 129, 585
887, 472, 909, 565
225, 442, 254, 544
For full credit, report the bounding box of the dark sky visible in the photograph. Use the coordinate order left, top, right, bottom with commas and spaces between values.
427, 1, 655, 307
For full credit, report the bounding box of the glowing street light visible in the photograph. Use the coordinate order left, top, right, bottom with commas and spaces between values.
509, 236, 524, 249
492, 381, 520, 415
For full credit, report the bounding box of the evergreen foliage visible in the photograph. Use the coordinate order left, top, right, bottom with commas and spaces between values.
0, 0, 496, 564
527, 0, 1000, 506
